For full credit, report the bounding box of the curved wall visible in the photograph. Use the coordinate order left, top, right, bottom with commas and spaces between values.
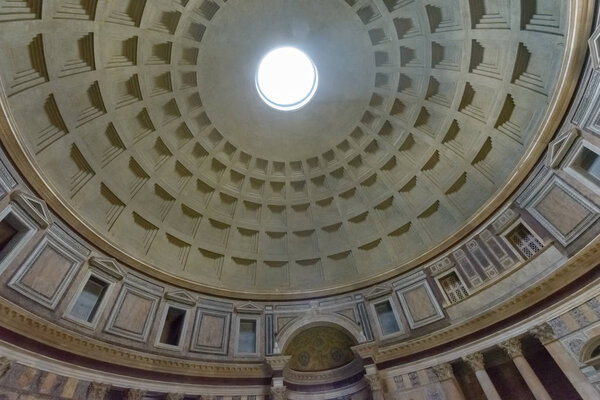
0, 0, 598, 399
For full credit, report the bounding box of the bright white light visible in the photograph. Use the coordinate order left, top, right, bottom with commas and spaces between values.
256, 47, 318, 111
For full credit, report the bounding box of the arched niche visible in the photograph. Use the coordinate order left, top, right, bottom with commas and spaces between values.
276, 314, 366, 353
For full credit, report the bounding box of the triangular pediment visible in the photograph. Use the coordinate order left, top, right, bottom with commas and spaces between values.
547, 128, 579, 168
10, 191, 52, 228
89, 257, 124, 280
365, 285, 392, 300
235, 302, 263, 314
165, 290, 196, 306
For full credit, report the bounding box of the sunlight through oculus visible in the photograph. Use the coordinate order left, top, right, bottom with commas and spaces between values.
256, 47, 318, 111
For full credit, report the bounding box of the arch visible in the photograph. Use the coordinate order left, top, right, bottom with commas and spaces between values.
580, 335, 600, 363
276, 314, 366, 353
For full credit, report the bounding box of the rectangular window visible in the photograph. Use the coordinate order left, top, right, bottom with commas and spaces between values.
69, 276, 108, 322
375, 301, 400, 336
159, 307, 186, 346
506, 223, 543, 260
0, 220, 17, 251
238, 319, 257, 353
439, 272, 468, 304
576, 146, 600, 183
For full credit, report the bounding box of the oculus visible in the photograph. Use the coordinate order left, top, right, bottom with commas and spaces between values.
256, 47, 318, 111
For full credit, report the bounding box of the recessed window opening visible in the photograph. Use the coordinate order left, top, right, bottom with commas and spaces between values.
506, 223, 543, 260
256, 47, 318, 111
69, 276, 108, 323
238, 319, 257, 353
439, 272, 468, 304
375, 301, 400, 335
159, 306, 186, 346
575, 146, 600, 183
0, 219, 17, 251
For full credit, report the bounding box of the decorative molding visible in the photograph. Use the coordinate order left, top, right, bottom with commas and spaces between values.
547, 128, 580, 168
103, 283, 160, 342
270, 386, 287, 400
530, 323, 557, 345
9, 235, 83, 309
127, 389, 146, 400
190, 307, 231, 355
365, 372, 382, 391
10, 190, 52, 228
589, 25, 600, 69
235, 302, 263, 314
87, 382, 110, 400
432, 363, 454, 381
365, 285, 392, 300
89, 256, 124, 280
0, 356, 12, 378
164, 289, 196, 306
522, 175, 600, 246
498, 338, 523, 359
462, 352, 485, 371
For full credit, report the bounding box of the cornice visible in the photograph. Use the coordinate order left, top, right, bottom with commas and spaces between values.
0, 297, 270, 380
0, 234, 597, 380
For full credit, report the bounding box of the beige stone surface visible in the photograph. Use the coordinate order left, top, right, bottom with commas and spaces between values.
0, 0, 585, 300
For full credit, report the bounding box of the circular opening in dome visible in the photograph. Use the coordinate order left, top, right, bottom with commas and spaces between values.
256, 47, 318, 111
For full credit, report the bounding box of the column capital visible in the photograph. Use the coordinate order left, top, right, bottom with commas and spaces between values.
432, 363, 455, 381
271, 386, 287, 400
365, 372, 383, 391
87, 382, 110, 400
530, 323, 556, 345
0, 357, 12, 378
463, 352, 485, 371
127, 389, 146, 400
166, 394, 184, 400
499, 338, 523, 359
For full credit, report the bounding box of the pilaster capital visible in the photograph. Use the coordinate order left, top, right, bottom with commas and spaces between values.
463, 352, 485, 371
87, 382, 110, 400
432, 363, 455, 381
270, 385, 287, 400
499, 338, 523, 359
530, 323, 557, 345
0, 357, 12, 378
127, 389, 146, 400
365, 372, 383, 391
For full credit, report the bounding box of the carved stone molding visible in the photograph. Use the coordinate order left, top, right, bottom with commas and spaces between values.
87, 382, 110, 400
270, 385, 287, 400
432, 363, 455, 381
463, 352, 485, 371
365, 372, 383, 391
499, 338, 524, 359
127, 389, 146, 400
530, 323, 557, 345
0, 357, 12, 378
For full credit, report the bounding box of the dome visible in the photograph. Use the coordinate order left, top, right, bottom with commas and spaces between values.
0, 0, 581, 298
0, 1, 598, 399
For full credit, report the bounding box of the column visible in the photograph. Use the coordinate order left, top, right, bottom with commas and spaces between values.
531, 323, 600, 400
87, 382, 110, 400
432, 363, 466, 400
266, 355, 290, 400
0, 357, 12, 378
499, 338, 551, 400
127, 389, 146, 400
462, 352, 501, 400
364, 363, 384, 400
270, 384, 287, 400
